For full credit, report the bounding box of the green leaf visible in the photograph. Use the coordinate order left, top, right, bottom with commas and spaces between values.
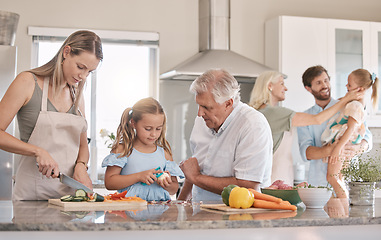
341, 150, 381, 183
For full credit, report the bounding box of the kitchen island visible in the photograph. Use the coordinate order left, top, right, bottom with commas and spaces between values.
1, 198, 381, 239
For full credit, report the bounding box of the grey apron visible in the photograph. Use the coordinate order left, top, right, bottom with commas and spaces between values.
13, 77, 87, 200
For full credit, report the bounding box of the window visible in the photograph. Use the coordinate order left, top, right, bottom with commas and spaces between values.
334, 29, 363, 99
29, 27, 159, 182
334, 27, 381, 127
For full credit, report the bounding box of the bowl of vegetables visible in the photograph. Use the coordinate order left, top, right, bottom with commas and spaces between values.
261, 180, 303, 205
297, 185, 333, 209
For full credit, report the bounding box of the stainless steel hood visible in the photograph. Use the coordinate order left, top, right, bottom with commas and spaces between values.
160, 0, 274, 83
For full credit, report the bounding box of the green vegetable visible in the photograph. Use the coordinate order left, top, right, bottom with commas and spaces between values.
294, 183, 332, 191
221, 184, 238, 206
60, 195, 74, 202
75, 189, 87, 198
60, 189, 104, 202
93, 193, 105, 202
72, 196, 87, 202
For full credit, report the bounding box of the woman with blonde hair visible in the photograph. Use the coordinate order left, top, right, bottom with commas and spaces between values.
0, 30, 103, 200
249, 70, 362, 185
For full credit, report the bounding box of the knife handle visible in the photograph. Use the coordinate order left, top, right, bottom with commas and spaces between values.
36, 162, 60, 177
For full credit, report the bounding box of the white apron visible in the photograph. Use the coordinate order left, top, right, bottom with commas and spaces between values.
13, 78, 87, 200
271, 128, 294, 186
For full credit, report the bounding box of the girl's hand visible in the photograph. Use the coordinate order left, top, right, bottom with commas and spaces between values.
139, 168, 161, 185
328, 146, 343, 164
35, 148, 60, 178
159, 175, 179, 195
344, 87, 364, 102
157, 171, 172, 188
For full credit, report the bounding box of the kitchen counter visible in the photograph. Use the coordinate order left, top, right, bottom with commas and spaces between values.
1, 198, 381, 232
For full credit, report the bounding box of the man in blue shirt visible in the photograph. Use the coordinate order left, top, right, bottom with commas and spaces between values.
297, 65, 372, 187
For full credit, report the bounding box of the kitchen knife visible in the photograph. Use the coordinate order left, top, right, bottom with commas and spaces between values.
59, 172, 93, 194
36, 163, 93, 194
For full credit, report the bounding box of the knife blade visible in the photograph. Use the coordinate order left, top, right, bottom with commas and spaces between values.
36, 163, 93, 194
59, 172, 93, 194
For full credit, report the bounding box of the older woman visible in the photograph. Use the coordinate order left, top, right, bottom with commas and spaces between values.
249, 71, 361, 185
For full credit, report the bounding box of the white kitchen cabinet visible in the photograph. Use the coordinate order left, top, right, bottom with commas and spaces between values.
265, 16, 381, 126
265, 16, 328, 112
327, 19, 371, 99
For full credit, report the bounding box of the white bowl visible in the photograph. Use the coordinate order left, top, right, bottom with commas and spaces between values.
297, 188, 333, 209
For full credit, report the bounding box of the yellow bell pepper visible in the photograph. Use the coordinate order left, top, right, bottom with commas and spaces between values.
228, 187, 255, 209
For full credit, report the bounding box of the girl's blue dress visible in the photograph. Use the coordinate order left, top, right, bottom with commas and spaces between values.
102, 146, 184, 201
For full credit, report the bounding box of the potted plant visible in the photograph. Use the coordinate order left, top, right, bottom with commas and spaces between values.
341, 151, 381, 206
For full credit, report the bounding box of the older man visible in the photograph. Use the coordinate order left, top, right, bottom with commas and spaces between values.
178, 69, 273, 202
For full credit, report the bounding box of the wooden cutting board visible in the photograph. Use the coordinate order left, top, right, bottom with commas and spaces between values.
200, 204, 292, 214
48, 199, 147, 211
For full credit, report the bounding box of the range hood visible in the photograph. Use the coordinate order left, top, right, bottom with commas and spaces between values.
160, 0, 274, 83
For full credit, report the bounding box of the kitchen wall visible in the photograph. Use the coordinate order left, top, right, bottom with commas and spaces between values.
1, 0, 381, 76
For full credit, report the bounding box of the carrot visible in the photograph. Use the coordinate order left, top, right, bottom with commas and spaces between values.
253, 199, 297, 211
117, 196, 146, 202
248, 188, 282, 203
278, 201, 296, 210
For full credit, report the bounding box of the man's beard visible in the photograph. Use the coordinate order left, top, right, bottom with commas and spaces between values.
310, 88, 331, 101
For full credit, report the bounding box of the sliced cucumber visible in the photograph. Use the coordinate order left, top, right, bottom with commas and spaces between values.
72, 196, 87, 202
75, 189, 87, 198
60, 190, 102, 202
60, 195, 74, 202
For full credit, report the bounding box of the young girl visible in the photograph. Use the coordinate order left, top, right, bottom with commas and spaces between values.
321, 69, 379, 198
102, 97, 184, 201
